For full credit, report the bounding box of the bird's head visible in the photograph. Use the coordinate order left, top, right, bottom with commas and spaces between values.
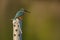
13, 8, 30, 20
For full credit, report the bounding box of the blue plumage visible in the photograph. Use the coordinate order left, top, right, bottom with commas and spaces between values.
14, 8, 24, 19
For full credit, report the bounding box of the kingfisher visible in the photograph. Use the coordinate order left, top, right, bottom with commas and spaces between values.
12, 8, 30, 40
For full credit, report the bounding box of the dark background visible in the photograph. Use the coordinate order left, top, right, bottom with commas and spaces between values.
0, 0, 60, 40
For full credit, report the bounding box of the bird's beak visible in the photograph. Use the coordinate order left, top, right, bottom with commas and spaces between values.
24, 10, 31, 13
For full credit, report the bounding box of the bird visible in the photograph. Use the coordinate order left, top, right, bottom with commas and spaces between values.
12, 8, 30, 40
14, 8, 30, 20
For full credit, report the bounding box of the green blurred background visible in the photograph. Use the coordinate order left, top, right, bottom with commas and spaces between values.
0, 0, 60, 40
